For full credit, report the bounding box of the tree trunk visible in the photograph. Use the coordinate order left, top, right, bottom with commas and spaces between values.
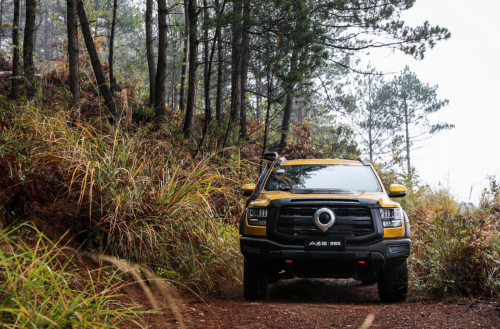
183, 0, 198, 138
11, 0, 19, 101
172, 30, 178, 106
44, 9, 49, 61
229, 0, 242, 126
0, 0, 3, 52
278, 47, 299, 153
256, 57, 262, 120
67, 0, 81, 118
215, 0, 223, 123
33, 12, 42, 58
203, 0, 209, 120
197, 0, 211, 150
278, 92, 293, 154
198, 0, 227, 153
154, 0, 168, 121
50, 1, 54, 60
145, 0, 155, 106
404, 98, 411, 176
23, 0, 36, 99
19, 0, 22, 32
368, 108, 373, 162
239, 0, 250, 138
260, 70, 272, 173
77, 0, 117, 118
108, 0, 117, 96
178, 0, 189, 111
298, 86, 303, 123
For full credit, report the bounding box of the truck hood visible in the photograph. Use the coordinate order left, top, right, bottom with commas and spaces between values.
249, 190, 399, 208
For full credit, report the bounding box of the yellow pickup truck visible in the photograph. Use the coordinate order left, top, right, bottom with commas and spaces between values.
240, 153, 411, 302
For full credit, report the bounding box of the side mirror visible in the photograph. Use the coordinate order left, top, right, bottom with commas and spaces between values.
388, 184, 407, 198
242, 184, 256, 197
261, 152, 278, 162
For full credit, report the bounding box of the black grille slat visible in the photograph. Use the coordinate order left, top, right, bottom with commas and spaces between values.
276, 206, 374, 237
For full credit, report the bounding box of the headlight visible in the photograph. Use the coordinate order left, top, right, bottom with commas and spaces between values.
247, 207, 268, 226
379, 207, 403, 228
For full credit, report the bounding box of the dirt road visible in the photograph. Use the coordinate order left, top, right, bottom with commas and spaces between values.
141, 278, 500, 328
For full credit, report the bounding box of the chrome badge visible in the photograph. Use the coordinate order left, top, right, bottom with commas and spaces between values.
313, 208, 335, 232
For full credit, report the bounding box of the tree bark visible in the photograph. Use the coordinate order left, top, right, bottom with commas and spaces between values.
278, 47, 299, 154
298, 86, 304, 124
203, 0, 209, 121
368, 107, 373, 162
108, 0, 118, 96
67, 0, 81, 118
154, 0, 168, 121
198, 0, 227, 153
239, 0, 250, 138
172, 30, 178, 106
145, 0, 155, 106
229, 0, 242, 126
197, 0, 211, 150
44, 8, 49, 61
178, 0, 189, 111
50, 1, 54, 60
0, 0, 3, 52
23, 0, 36, 99
19, 0, 22, 32
11, 0, 19, 101
183, 0, 198, 138
256, 57, 262, 120
215, 0, 224, 123
260, 70, 272, 173
404, 98, 411, 176
77, 0, 117, 118
278, 92, 293, 154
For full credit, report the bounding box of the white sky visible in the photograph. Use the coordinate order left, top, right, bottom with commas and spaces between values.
359, 0, 500, 204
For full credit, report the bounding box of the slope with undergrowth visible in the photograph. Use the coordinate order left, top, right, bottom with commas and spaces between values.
0, 100, 244, 295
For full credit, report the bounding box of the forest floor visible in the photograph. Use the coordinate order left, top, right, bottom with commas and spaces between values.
132, 278, 500, 329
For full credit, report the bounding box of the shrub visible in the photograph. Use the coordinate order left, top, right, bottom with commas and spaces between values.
408, 187, 500, 297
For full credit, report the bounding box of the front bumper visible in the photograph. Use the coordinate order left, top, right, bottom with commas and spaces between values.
241, 236, 410, 278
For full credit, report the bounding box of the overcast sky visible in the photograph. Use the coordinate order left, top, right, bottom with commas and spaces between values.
359, 0, 500, 204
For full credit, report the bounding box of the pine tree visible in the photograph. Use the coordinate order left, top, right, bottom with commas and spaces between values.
383, 66, 453, 174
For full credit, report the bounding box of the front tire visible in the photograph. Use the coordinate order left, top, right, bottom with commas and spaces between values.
378, 259, 408, 302
244, 258, 268, 301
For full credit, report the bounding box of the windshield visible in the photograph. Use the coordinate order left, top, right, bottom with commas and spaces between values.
264, 165, 382, 193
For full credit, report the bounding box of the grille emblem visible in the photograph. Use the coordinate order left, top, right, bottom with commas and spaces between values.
313, 208, 335, 232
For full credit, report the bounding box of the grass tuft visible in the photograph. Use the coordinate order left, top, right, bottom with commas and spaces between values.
0, 223, 146, 328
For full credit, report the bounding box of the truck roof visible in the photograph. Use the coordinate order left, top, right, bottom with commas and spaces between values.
281, 159, 364, 166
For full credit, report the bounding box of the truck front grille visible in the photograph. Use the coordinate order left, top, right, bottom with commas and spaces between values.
276, 206, 374, 237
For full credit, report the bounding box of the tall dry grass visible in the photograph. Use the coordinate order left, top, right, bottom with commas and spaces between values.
404, 184, 500, 297
0, 224, 145, 327
374, 156, 500, 298
0, 103, 244, 294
